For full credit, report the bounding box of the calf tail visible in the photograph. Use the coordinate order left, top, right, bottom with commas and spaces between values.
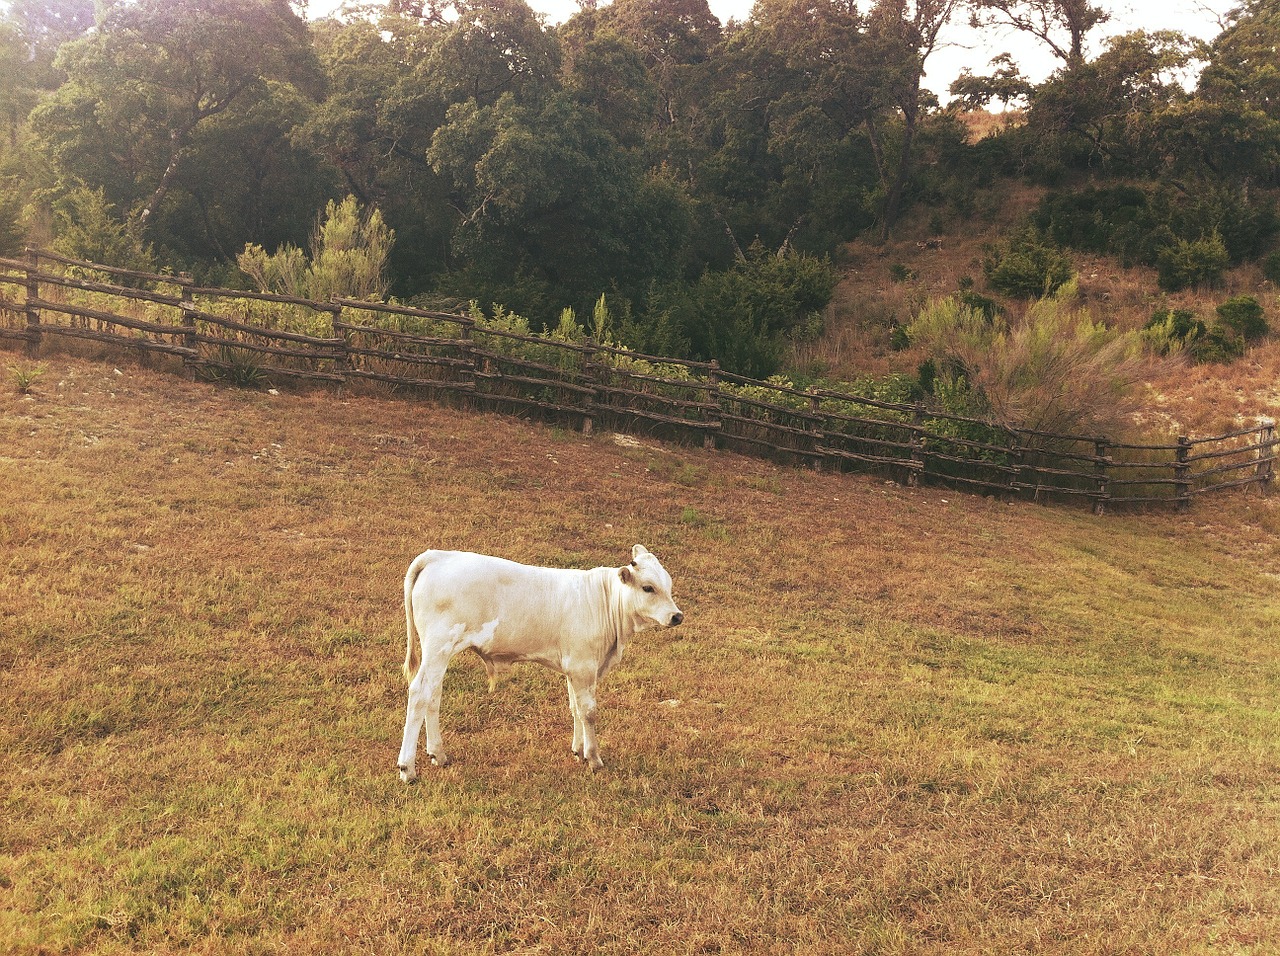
403, 552, 430, 683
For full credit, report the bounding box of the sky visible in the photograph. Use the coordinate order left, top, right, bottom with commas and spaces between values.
307, 0, 1240, 99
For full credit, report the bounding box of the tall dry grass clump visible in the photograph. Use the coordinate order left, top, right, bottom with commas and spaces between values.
908, 280, 1153, 437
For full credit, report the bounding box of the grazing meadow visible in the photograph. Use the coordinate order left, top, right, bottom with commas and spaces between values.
3, 355, 1278, 954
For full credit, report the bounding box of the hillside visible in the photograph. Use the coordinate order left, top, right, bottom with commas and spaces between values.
2, 353, 1278, 953
813, 182, 1280, 438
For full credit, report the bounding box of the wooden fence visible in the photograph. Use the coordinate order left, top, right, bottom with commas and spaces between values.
2, 248, 1275, 511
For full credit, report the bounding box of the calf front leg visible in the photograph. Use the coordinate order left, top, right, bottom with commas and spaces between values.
568, 673, 603, 771
567, 675, 583, 758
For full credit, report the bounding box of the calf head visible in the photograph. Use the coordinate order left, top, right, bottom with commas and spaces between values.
619, 544, 683, 630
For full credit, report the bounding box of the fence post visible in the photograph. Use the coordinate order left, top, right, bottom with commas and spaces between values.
1007, 431, 1023, 503
1093, 439, 1111, 515
458, 319, 478, 413
179, 273, 197, 380
329, 298, 349, 396
23, 247, 40, 359
1175, 436, 1193, 511
907, 403, 925, 487
1257, 419, 1276, 494
704, 360, 720, 451
807, 389, 823, 470
581, 337, 597, 437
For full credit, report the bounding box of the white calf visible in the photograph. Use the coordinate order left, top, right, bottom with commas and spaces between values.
397, 545, 683, 781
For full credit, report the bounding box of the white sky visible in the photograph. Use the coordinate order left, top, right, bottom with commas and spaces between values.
307, 0, 1239, 99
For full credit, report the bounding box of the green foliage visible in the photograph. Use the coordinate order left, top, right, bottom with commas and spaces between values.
983, 231, 1074, 299
1187, 325, 1245, 364
50, 187, 155, 275
428, 92, 692, 319
649, 248, 837, 378
30, 0, 320, 255
1033, 185, 1162, 267
7, 0, 1278, 375
1264, 250, 1280, 285
238, 196, 394, 302
1142, 308, 1205, 356
0, 177, 25, 257
200, 346, 271, 389
1156, 234, 1229, 292
1215, 294, 1268, 343
8, 362, 46, 394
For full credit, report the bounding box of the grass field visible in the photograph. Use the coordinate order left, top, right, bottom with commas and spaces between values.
3, 353, 1279, 954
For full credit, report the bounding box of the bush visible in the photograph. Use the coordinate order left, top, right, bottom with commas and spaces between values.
1033, 185, 1155, 263
1215, 295, 1268, 343
983, 231, 1074, 299
1187, 326, 1245, 364
908, 282, 1146, 436
1142, 308, 1205, 355
1263, 250, 1280, 285
1156, 234, 1229, 291
50, 187, 155, 277
239, 195, 394, 302
649, 248, 837, 379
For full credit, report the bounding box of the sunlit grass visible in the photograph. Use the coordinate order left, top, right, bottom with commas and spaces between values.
2, 353, 1278, 953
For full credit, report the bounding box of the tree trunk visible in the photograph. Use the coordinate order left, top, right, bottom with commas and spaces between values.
138, 125, 193, 229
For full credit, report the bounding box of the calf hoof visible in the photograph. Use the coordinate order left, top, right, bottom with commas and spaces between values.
588, 755, 605, 772
429, 752, 449, 768
398, 764, 417, 784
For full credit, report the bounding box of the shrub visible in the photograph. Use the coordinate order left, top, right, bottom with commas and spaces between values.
983, 231, 1074, 298
648, 248, 837, 379
239, 195, 394, 302
1033, 185, 1154, 262
908, 282, 1146, 436
1156, 234, 1229, 291
1187, 326, 1245, 364
1142, 308, 1205, 356
1215, 295, 1268, 343
958, 288, 1003, 322
1263, 250, 1280, 285
50, 187, 155, 277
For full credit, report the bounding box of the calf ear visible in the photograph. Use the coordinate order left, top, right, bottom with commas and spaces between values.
632, 544, 650, 560
619, 565, 634, 584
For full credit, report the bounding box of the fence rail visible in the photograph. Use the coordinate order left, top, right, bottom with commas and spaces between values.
2, 248, 1275, 511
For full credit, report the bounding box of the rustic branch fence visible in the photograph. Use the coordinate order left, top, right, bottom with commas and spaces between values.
2, 248, 1275, 511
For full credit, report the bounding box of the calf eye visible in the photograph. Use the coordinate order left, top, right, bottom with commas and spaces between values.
642, 585, 655, 593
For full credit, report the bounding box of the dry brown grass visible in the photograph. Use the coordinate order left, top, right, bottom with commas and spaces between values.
3, 349, 1280, 954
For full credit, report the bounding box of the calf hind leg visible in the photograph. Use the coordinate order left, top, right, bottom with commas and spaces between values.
397, 651, 451, 782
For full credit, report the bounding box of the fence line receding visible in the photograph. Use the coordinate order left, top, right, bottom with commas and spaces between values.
2, 249, 1274, 511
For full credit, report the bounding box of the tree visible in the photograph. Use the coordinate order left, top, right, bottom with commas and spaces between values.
1167, 0, 1280, 186
32, 0, 318, 235
428, 91, 691, 318
1024, 30, 1198, 174
864, 0, 964, 239
968, 0, 1109, 68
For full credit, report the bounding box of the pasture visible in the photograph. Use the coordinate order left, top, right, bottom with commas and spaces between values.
3, 355, 1279, 954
